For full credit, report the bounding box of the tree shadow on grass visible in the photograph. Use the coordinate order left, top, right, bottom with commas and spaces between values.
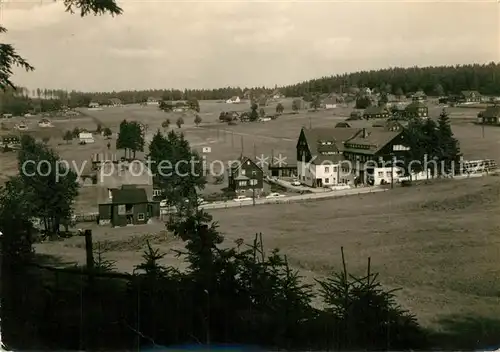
429, 315, 500, 350
33, 252, 77, 268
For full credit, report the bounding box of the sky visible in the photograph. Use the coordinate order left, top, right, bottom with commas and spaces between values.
1, 0, 499, 92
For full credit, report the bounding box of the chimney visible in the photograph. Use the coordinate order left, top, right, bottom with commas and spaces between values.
362, 128, 367, 138
108, 188, 112, 199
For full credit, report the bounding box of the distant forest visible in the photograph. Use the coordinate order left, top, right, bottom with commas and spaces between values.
1, 63, 499, 115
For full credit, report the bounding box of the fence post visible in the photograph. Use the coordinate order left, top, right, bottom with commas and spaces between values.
84, 230, 94, 278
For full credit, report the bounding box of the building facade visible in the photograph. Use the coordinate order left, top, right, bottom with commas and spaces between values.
405, 101, 429, 118
228, 156, 264, 193
296, 125, 422, 187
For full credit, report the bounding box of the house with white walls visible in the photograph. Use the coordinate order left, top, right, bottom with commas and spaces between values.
226, 96, 241, 104
296, 123, 424, 187
79, 132, 95, 144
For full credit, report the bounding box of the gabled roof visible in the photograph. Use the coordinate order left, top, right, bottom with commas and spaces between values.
413, 91, 426, 97
111, 187, 148, 204
363, 106, 389, 115
405, 101, 428, 110
230, 156, 263, 172
481, 105, 500, 118
461, 90, 481, 97
323, 98, 337, 105
300, 127, 360, 161
109, 98, 122, 104
343, 128, 401, 155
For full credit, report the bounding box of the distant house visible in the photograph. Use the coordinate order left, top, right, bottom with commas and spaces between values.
79, 132, 95, 144
38, 118, 53, 128
405, 101, 429, 118
360, 87, 372, 96
228, 156, 264, 194
322, 98, 337, 110
226, 96, 241, 104
147, 97, 159, 105
98, 185, 160, 227
363, 106, 390, 119
459, 91, 481, 104
478, 105, 500, 125
296, 128, 353, 187
89, 102, 100, 108
348, 110, 363, 120
411, 91, 427, 102
272, 91, 285, 99
109, 98, 123, 107
1, 135, 20, 146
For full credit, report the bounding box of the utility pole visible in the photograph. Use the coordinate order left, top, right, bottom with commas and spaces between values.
253, 142, 256, 160
391, 154, 395, 189
482, 121, 485, 139
231, 131, 234, 149
309, 117, 312, 129
271, 149, 274, 167
241, 136, 244, 155
251, 171, 256, 206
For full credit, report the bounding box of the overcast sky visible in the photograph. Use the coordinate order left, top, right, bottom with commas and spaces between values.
1, 0, 499, 92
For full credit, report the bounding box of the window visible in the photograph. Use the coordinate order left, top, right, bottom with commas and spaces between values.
153, 189, 161, 196
333, 166, 338, 172
378, 171, 383, 177
238, 180, 247, 186
137, 213, 145, 221
241, 169, 246, 175
324, 178, 329, 184
386, 171, 392, 177
324, 166, 330, 173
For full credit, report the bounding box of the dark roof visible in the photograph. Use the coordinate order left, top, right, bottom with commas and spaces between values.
481, 105, 500, 118
230, 156, 263, 172
461, 90, 481, 97
301, 128, 359, 164
343, 128, 401, 155
111, 187, 148, 204
405, 101, 428, 110
363, 106, 389, 115
413, 91, 426, 97
323, 98, 337, 105
335, 120, 373, 129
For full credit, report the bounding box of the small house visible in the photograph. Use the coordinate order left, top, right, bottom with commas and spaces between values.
228, 156, 264, 193
79, 132, 95, 144
322, 98, 337, 110
38, 118, 53, 128
98, 185, 160, 227
89, 102, 100, 108
348, 110, 363, 120
411, 91, 427, 102
109, 98, 123, 107
405, 101, 429, 118
478, 105, 500, 125
363, 106, 390, 119
147, 97, 159, 105
226, 96, 241, 104
459, 91, 481, 104
1, 135, 20, 146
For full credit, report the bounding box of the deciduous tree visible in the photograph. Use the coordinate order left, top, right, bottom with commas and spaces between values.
276, 103, 284, 114
194, 114, 202, 126
63, 131, 73, 144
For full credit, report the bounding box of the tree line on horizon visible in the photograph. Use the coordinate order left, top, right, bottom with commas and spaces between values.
1, 63, 500, 116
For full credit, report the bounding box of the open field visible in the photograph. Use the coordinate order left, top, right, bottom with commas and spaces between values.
4, 100, 500, 339
34, 175, 500, 331
1, 100, 499, 211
